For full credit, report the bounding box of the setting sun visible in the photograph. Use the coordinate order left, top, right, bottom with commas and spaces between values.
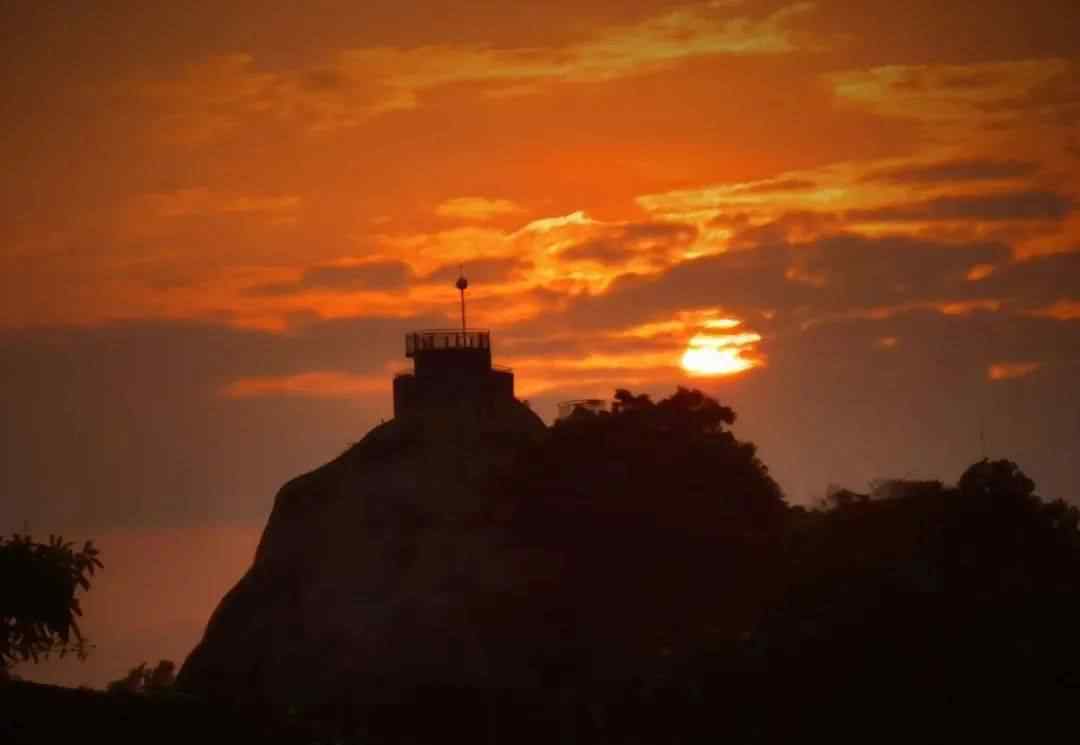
680, 321, 762, 376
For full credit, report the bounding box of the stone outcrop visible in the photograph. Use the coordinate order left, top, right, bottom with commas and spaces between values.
177, 396, 546, 711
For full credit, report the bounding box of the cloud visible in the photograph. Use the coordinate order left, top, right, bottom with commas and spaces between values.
223, 371, 387, 398
864, 158, 1039, 185
829, 59, 1071, 122
848, 190, 1071, 223
435, 197, 525, 221
733, 178, 818, 194
247, 260, 413, 296
0, 313, 445, 530
137, 188, 302, 218
422, 257, 533, 285
1029, 299, 1080, 320
988, 361, 1041, 381
529, 234, 1011, 335
559, 222, 698, 265
130, 2, 824, 142
979, 251, 1080, 301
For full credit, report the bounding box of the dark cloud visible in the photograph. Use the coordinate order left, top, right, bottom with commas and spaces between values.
939, 70, 1003, 90
977, 60, 1080, 120
423, 257, 533, 284
975, 250, 1080, 303
0, 312, 443, 534
523, 235, 1010, 335
302, 67, 346, 91
848, 190, 1071, 223
717, 210, 843, 249
736, 311, 1080, 502
560, 221, 697, 264
247, 260, 413, 296
864, 158, 1038, 185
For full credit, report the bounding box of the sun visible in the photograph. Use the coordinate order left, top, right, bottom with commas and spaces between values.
680, 320, 761, 376
681, 345, 754, 376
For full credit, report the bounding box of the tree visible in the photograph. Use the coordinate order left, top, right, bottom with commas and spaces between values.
495, 388, 787, 675
754, 459, 1080, 689
957, 457, 1036, 502
509, 387, 784, 541
0, 533, 103, 670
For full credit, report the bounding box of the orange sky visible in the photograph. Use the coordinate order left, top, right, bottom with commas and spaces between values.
3, 0, 1079, 687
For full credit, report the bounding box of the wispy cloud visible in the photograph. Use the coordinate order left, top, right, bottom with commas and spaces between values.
435, 197, 525, 221
863, 158, 1038, 186
131, 2, 824, 143
847, 190, 1071, 224
988, 361, 1041, 381
223, 371, 388, 398
141, 188, 302, 218
246, 261, 413, 296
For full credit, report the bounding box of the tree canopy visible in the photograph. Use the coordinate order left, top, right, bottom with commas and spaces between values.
0, 533, 103, 669
508, 387, 785, 541
491, 388, 788, 674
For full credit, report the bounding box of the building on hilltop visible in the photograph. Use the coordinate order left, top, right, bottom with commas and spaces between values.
392, 270, 516, 417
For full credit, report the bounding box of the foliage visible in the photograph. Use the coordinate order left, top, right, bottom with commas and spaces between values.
0, 533, 103, 668
512, 387, 785, 538
107, 659, 177, 695
752, 458, 1080, 687
493, 387, 788, 676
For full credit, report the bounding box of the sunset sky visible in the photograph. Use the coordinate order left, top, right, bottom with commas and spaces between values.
3, 0, 1078, 687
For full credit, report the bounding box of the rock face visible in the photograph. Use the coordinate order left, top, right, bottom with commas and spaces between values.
177, 396, 546, 711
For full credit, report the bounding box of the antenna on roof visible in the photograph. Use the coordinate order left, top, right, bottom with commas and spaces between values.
455, 265, 468, 332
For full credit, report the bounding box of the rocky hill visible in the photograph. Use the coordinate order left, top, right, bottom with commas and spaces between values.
177, 395, 545, 716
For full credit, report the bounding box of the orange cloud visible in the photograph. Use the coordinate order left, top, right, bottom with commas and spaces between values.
939, 300, 1001, 316
435, 197, 525, 221
142, 188, 302, 218
988, 362, 1041, 381
130, 3, 824, 143
829, 59, 1069, 123
1029, 299, 1080, 320
223, 371, 388, 399
966, 264, 996, 281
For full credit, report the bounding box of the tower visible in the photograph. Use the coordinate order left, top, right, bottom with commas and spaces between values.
392, 271, 516, 417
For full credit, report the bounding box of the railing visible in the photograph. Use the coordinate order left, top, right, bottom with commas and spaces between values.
405, 329, 490, 357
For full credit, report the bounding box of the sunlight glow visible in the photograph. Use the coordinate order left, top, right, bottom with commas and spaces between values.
680, 319, 762, 376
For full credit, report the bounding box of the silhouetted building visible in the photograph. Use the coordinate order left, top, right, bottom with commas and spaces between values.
392, 271, 516, 417
392, 329, 515, 417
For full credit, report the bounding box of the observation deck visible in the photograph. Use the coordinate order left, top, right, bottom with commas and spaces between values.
393, 328, 515, 417
405, 329, 490, 357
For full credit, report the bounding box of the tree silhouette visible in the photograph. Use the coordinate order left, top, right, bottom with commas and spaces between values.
750, 458, 1080, 689
496, 387, 787, 678
0, 533, 103, 670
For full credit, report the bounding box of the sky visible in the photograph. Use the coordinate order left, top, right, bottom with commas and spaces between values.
3, 0, 1078, 688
